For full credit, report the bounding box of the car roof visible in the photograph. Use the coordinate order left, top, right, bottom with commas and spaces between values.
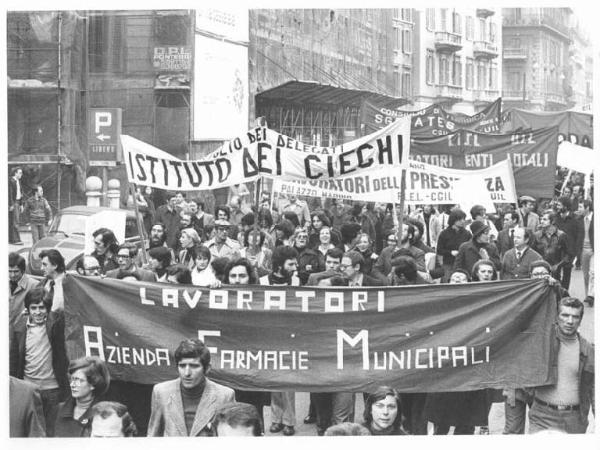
60, 205, 137, 218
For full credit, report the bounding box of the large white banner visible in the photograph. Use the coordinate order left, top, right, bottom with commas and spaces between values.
272, 159, 517, 206
123, 117, 411, 190
557, 141, 595, 174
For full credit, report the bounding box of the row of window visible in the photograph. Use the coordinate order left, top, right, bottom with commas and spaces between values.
426, 49, 499, 90
426, 9, 497, 43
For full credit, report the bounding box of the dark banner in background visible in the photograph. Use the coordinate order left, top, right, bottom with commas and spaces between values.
361, 98, 502, 136
64, 276, 557, 393
502, 108, 593, 148
410, 126, 559, 199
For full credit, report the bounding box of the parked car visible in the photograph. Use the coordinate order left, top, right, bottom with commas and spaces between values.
27, 205, 143, 276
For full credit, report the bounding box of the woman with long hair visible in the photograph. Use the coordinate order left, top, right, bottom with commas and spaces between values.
178, 228, 201, 269
363, 386, 407, 435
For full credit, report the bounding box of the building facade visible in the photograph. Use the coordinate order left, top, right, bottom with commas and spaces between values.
249, 9, 403, 147
502, 7, 573, 111
411, 8, 502, 115
568, 17, 593, 111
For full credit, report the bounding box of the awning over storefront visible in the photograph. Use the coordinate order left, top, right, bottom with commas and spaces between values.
256, 80, 408, 108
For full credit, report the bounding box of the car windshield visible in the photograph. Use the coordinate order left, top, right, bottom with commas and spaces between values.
48, 213, 86, 236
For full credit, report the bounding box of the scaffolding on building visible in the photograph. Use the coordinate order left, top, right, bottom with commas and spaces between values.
7, 11, 87, 208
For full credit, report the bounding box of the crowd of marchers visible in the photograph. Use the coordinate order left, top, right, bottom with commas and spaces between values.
8, 180, 594, 437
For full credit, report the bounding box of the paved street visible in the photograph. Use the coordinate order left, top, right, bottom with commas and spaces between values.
11, 229, 595, 436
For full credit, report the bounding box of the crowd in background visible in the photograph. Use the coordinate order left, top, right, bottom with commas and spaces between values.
8, 174, 595, 437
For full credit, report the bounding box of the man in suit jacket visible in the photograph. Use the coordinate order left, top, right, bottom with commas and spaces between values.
496, 211, 519, 258
501, 227, 542, 280
10, 376, 47, 437
105, 243, 156, 282
147, 339, 234, 436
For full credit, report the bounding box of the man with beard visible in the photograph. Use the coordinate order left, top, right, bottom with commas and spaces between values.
372, 222, 425, 283
454, 221, 500, 275
91, 228, 119, 275
259, 246, 299, 436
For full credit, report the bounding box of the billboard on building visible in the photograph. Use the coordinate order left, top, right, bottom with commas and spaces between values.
193, 8, 249, 140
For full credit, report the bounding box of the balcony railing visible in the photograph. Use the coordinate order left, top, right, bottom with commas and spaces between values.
503, 13, 569, 39
434, 31, 462, 52
503, 48, 528, 60
545, 92, 566, 105
473, 89, 500, 102
437, 83, 463, 99
473, 41, 499, 59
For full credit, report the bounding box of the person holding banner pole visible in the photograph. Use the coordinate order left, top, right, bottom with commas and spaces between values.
259, 246, 299, 436
127, 185, 149, 266
222, 259, 270, 431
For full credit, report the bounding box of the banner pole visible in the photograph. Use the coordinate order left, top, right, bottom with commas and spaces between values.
129, 183, 148, 266
560, 169, 573, 197
254, 177, 262, 232
394, 168, 407, 234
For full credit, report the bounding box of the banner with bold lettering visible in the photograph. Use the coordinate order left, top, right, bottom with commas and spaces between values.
271, 159, 517, 207
122, 117, 410, 190
64, 276, 556, 393
410, 127, 558, 198
502, 108, 593, 148
362, 98, 502, 136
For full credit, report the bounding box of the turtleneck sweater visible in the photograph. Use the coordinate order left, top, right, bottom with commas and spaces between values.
180, 380, 206, 435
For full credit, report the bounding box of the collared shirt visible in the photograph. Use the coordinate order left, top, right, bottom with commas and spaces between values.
350, 273, 364, 287
205, 237, 241, 260
14, 176, 22, 200
48, 273, 65, 312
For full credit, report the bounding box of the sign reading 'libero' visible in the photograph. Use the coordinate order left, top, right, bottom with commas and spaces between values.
64, 276, 556, 393
88, 108, 122, 166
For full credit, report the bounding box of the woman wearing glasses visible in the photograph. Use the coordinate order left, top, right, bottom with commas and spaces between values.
54, 356, 111, 437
